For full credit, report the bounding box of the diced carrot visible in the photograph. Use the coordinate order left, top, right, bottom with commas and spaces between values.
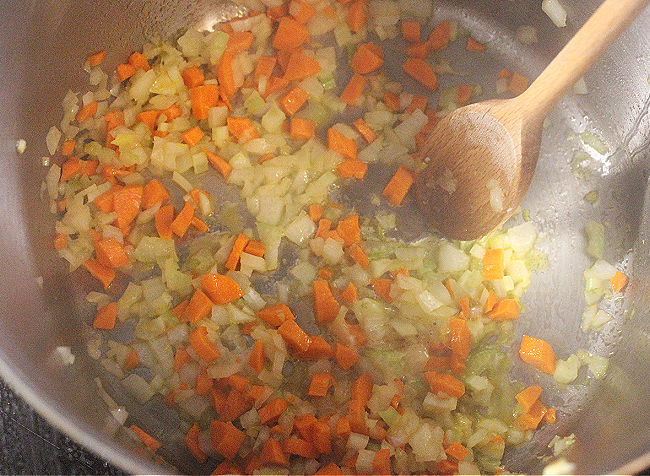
498, 68, 513, 79
340, 73, 367, 106
61, 140, 75, 157
278, 319, 312, 352
267, 2, 288, 19
204, 149, 232, 178
260, 437, 288, 466
284, 437, 317, 459
172, 300, 189, 320
353, 118, 376, 143
346, 243, 369, 269
308, 373, 333, 397
154, 204, 174, 239
227, 117, 259, 142
93, 301, 117, 330
519, 335, 556, 374
337, 159, 368, 179
210, 420, 245, 460
195, 370, 214, 396
53, 233, 67, 251
405, 41, 431, 59
224, 374, 250, 393
406, 95, 428, 113
87, 50, 106, 67
483, 248, 504, 280
351, 42, 384, 74
351, 372, 373, 406
225, 233, 250, 270
113, 184, 143, 231
248, 340, 265, 373
402, 58, 438, 91
189, 326, 221, 362
312, 420, 332, 454
212, 461, 242, 475
173, 347, 191, 371
294, 413, 317, 441
181, 66, 205, 89
136, 110, 160, 132
544, 407, 557, 424
456, 295, 469, 318
255, 55, 277, 81
340, 282, 358, 305
448, 317, 471, 360
483, 289, 498, 313
273, 17, 310, 50
190, 216, 208, 233
384, 91, 401, 111
181, 126, 205, 146
457, 84, 473, 105
297, 336, 333, 360
128, 51, 150, 70
283, 50, 321, 81
318, 267, 333, 279
104, 110, 125, 132
516, 385, 543, 412
515, 399, 547, 430
315, 463, 342, 475
130, 425, 162, 452
328, 128, 357, 160
185, 422, 207, 463
243, 240, 265, 258
257, 303, 295, 327
313, 279, 340, 323
258, 397, 288, 424
424, 371, 465, 398
170, 201, 195, 237
141, 179, 170, 210
82, 259, 115, 290
124, 348, 139, 371
348, 398, 368, 434
445, 441, 469, 461
60, 158, 81, 181
334, 342, 359, 370
402, 21, 421, 42
221, 388, 252, 421
75, 101, 98, 123
488, 298, 520, 320
184, 289, 214, 323
347, 0, 367, 32
466, 37, 486, 52
335, 416, 351, 438
373, 448, 391, 474
372, 278, 393, 302
201, 273, 243, 304
508, 72, 530, 95
280, 87, 309, 116
428, 21, 451, 50
95, 238, 130, 268
382, 166, 414, 206
611, 270, 628, 293
261, 75, 290, 99
315, 218, 332, 239
308, 204, 323, 222
289, 0, 316, 23
190, 84, 220, 120
290, 117, 315, 140
225, 31, 254, 54
435, 459, 459, 475
117, 63, 136, 82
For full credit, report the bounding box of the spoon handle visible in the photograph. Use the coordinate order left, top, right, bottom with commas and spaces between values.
520, 0, 648, 116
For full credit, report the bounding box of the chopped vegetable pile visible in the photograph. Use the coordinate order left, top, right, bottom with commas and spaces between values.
40, 0, 627, 474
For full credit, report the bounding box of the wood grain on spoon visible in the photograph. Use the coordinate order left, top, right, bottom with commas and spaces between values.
415, 0, 648, 241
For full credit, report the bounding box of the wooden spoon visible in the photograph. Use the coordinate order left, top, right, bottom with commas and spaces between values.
415, 0, 648, 241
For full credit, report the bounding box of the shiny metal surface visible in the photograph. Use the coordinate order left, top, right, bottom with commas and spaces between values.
0, 0, 649, 473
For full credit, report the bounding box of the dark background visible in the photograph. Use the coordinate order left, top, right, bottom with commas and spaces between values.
0, 379, 122, 475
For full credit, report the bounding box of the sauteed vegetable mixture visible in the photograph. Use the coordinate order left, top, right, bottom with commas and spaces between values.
41, 0, 626, 473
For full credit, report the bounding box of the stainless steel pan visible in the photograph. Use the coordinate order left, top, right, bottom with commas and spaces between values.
1, 0, 649, 473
